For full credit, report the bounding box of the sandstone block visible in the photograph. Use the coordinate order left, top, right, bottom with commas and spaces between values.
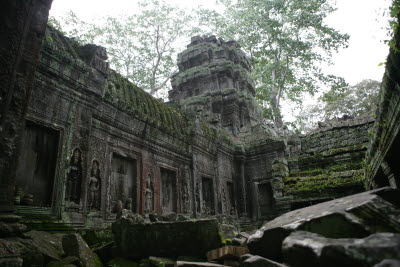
282, 231, 400, 267
247, 187, 400, 261
206, 246, 249, 261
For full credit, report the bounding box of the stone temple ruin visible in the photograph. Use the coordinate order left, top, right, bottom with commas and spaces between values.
0, 1, 400, 267
9, 27, 375, 228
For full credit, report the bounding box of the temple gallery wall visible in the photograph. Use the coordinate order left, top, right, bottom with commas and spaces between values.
12, 25, 379, 229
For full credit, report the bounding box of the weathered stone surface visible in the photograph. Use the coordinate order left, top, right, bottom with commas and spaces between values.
232, 237, 246, 247
176, 261, 225, 267
112, 215, 223, 259
23, 230, 64, 262
282, 231, 400, 267
366, 12, 400, 190
62, 234, 102, 267
215, 215, 241, 239
241, 255, 288, 267
0, 237, 43, 266
374, 259, 400, 267
206, 246, 249, 261
247, 187, 400, 261
93, 242, 114, 264
280, 115, 374, 216
149, 256, 175, 267
117, 209, 146, 223
48, 256, 82, 267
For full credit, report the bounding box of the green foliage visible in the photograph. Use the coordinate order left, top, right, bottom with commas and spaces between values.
321, 79, 381, 119
50, 0, 195, 96
197, 0, 349, 124
387, 0, 400, 52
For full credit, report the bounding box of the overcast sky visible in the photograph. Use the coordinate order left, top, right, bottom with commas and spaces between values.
50, 0, 391, 85
49, 0, 392, 121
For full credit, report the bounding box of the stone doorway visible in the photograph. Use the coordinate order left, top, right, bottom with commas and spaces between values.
160, 168, 177, 213
257, 183, 274, 216
15, 122, 59, 207
227, 182, 235, 214
202, 177, 214, 214
111, 155, 137, 213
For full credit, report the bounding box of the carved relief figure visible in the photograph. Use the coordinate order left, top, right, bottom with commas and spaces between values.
221, 184, 227, 213
117, 164, 127, 202
182, 181, 190, 213
195, 180, 201, 213
88, 160, 101, 211
65, 148, 82, 204
144, 174, 153, 213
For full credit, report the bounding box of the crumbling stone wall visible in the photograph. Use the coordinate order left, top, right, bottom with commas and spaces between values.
366, 21, 400, 190
13, 29, 288, 229
16, 28, 374, 229
0, 0, 53, 239
274, 115, 375, 215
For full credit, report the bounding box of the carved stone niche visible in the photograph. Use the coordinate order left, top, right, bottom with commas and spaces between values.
144, 174, 154, 214
110, 154, 138, 213
226, 182, 236, 215
202, 177, 215, 215
15, 121, 59, 207
87, 160, 101, 211
257, 182, 274, 216
65, 148, 83, 206
160, 168, 177, 214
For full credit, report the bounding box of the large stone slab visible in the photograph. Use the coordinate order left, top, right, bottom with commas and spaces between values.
206, 246, 249, 261
176, 261, 225, 267
62, 233, 102, 267
241, 255, 288, 267
24, 230, 64, 262
112, 211, 223, 259
247, 187, 400, 261
282, 231, 400, 267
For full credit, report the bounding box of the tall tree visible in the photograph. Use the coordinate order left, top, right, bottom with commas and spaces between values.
292, 79, 381, 133
320, 79, 381, 119
197, 0, 349, 126
49, 0, 194, 96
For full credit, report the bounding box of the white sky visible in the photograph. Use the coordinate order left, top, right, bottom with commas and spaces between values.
49, 0, 392, 121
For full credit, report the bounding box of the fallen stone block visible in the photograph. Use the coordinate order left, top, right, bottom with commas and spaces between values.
232, 237, 246, 247
0, 237, 43, 266
23, 230, 64, 262
241, 255, 288, 267
374, 259, 400, 267
112, 210, 223, 260
206, 246, 249, 262
62, 233, 102, 267
247, 187, 400, 261
176, 261, 225, 267
93, 241, 114, 263
149, 256, 175, 267
282, 231, 400, 267
47, 256, 82, 267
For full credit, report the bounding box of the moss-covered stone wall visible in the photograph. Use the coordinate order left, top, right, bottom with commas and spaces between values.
274, 116, 375, 215
365, 13, 400, 190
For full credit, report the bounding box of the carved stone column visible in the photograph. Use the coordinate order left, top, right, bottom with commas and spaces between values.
0, 0, 53, 238
238, 157, 247, 217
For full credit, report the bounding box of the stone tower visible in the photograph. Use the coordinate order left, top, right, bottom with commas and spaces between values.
169, 36, 262, 137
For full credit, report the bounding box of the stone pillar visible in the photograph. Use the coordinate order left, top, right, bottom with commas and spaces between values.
0, 0, 53, 238
238, 157, 247, 217
271, 158, 289, 198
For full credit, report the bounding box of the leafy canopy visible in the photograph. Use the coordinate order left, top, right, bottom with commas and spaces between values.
49, 0, 194, 97
197, 0, 349, 125
293, 79, 381, 133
